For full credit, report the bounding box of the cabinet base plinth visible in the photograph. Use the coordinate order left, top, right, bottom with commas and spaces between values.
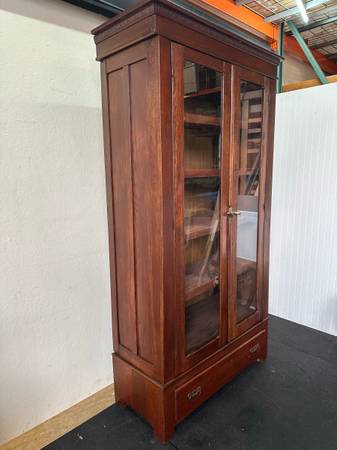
113, 321, 268, 443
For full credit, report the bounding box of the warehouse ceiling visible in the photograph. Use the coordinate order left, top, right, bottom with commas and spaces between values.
242, 0, 337, 60
64, 0, 337, 61
63, 0, 132, 16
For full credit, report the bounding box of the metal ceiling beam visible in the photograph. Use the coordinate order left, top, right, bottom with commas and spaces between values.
287, 20, 328, 84
235, 0, 252, 5
311, 38, 337, 49
277, 22, 285, 93
196, 0, 280, 48
63, 0, 125, 17
265, 0, 326, 23
295, 14, 337, 33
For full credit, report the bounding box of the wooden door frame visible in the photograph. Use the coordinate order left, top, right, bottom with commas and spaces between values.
227, 65, 270, 340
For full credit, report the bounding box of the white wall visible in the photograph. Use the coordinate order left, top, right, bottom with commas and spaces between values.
270, 83, 337, 337
0, 0, 112, 444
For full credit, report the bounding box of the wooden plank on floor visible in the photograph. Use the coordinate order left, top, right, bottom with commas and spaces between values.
1, 384, 115, 450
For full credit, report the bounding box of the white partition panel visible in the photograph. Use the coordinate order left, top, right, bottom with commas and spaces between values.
270, 83, 337, 337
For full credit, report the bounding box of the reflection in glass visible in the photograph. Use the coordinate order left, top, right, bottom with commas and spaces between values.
183, 60, 222, 354
184, 178, 220, 300
236, 80, 263, 323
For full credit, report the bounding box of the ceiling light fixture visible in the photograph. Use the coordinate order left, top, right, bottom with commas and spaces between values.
295, 0, 309, 23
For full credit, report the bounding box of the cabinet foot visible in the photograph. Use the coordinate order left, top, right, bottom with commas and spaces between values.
116, 400, 127, 408
257, 348, 267, 363
154, 424, 175, 444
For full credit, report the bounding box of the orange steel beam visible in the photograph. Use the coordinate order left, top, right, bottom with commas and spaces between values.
200, 0, 279, 49
198, 0, 337, 74
284, 35, 337, 75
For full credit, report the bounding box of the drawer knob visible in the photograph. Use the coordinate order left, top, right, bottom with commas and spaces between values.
187, 386, 202, 400
250, 343, 260, 353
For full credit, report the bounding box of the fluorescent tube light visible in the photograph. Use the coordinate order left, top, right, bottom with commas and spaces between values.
295, 0, 309, 23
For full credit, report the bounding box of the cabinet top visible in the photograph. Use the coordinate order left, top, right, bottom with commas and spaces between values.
92, 0, 280, 68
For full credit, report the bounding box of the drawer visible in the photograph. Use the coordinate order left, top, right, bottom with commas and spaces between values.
175, 330, 266, 423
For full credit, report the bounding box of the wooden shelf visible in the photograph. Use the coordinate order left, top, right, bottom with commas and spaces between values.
240, 89, 262, 100
238, 168, 253, 176
186, 279, 215, 301
247, 145, 261, 153
237, 303, 257, 323
247, 149, 260, 154
237, 257, 255, 275
184, 112, 220, 126
248, 127, 261, 133
248, 118, 262, 125
185, 169, 220, 178
185, 273, 218, 301
248, 138, 261, 145
184, 87, 221, 99
185, 217, 218, 240
185, 294, 219, 354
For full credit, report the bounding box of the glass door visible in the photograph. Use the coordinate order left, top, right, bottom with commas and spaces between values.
173, 44, 229, 371
228, 66, 267, 340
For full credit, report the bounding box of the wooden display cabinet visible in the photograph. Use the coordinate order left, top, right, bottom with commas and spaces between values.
93, 0, 279, 442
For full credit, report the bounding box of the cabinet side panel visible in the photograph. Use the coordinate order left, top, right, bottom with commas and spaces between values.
130, 53, 163, 365
108, 67, 137, 353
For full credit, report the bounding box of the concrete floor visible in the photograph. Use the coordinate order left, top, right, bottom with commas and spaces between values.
44, 316, 337, 450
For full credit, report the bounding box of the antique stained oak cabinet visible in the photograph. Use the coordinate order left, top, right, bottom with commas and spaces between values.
93, 0, 279, 442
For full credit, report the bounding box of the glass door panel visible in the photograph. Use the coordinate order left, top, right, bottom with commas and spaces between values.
236, 80, 263, 323
183, 60, 222, 355
228, 66, 266, 340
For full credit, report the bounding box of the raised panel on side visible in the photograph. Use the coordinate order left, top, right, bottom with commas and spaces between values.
105, 39, 163, 378
130, 55, 162, 365
108, 67, 137, 354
